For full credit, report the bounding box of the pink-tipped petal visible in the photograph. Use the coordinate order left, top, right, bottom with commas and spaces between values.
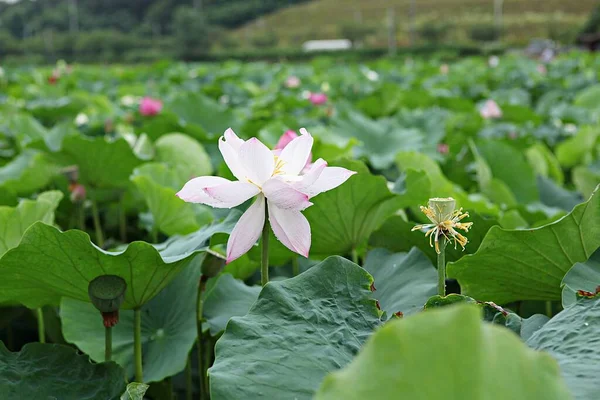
224, 128, 245, 151
226, 194, 266, 263
295, 158, 327, 190
278, 128, 314, 176
274, 130, 298, 150
203, 181, 260, 208
268, 203, 311, 257
176, 176, 231, 204
219, 135, 247, 181
262, 178, 312, 210
299, 167, 356, 197
238, 138, 275, 185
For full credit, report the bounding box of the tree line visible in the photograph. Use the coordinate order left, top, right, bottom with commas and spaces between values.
0, 0, 311, 62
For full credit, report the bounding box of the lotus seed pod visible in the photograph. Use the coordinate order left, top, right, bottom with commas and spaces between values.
88, 275, 127, 313
428, 197, 456, 222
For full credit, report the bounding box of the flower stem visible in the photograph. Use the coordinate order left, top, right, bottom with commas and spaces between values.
545, 301, 553, 318
185, 355, 193, 400
437, 240, 447, 297
261, 204, 270, 287
351, 248, 359, 265
78, 203, 86, 231
292, 257, 300, 277
119, 194, 127, 243
91, 199, 104, 248
105, 326, 112, 362
36, 308, 45, 343
197, 278, 207, 399
133, 308, 143, 382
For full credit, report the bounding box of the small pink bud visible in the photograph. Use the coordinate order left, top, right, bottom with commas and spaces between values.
440, 64, 449, 75
285, 76, 301, 88
69, 183, 87, 203
480, 100, 502, 119
537, 64, 547, 75
273, 130, 312, 169
139, 97, 163, 116
437, 143, 449, 155
275, 130, 298, 150
308, 92, 328, 106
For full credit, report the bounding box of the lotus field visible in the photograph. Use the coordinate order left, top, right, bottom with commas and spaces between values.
0, 52, 599, 400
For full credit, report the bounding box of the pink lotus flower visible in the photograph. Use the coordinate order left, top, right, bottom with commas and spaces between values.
308, 93, 328, 106
139, 97, 163, 116
176, 128, 356, 263
480, 100, 502, 119
69, 183, 86, 203
440, 64, 449, 75
437, 143, 449, 155
285, 76, 301, 88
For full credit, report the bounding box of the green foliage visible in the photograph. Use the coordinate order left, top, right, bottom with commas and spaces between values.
0, 214, 237, 308
316, 305, 572, 400
469, 24, 502, 42
250, 31, 279, 49
527, 296, 600, 399
339, 22, 376, 44
209, 257, 381, 400
448, 186, 600, 303
417, 20, 453, 43
0, 342, 126, 399
61, 260, 202, 383
173, 6, 214, 60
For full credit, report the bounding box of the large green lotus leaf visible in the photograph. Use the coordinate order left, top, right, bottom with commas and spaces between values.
330, 105, 441, 169
499, 104, 542, 125
61, 258, 202, 383
120, 383, 149, 400
304, 159, 402, 256
209, 256, 381, 400
561, 250, 600, 308
0, 190, 63, 256
59, 135, 143, 188
475, 140, 539, 204
448, 186, 600, 304
0, 113, 46, 147
526, 143, 564, 184
154, 133, 213, 186
0, 342, 126, 400
131, 163, 212, 236
527, 297, 600, 399
0, 150, 60, 195
555, 126, 598, 168
469, 139, 517, 207
370, 213, 497, 263
316, 305, 572, 400
396, 151, 498, 216
574, 84, 600, 110
537, 176, 583, 212
203, 273, 261, 335
168, 92, 239, 140
0, 212, 239, 309
572, 166, 600, 199
364, 248, 437, 317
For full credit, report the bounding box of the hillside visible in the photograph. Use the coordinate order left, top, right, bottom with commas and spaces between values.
230, 0, 599, 47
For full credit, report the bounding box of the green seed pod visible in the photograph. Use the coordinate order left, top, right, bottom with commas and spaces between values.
88, 275, 127, 313
428, 197, 456, 222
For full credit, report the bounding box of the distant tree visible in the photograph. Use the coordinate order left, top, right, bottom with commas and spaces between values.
173, 6, 213, 60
